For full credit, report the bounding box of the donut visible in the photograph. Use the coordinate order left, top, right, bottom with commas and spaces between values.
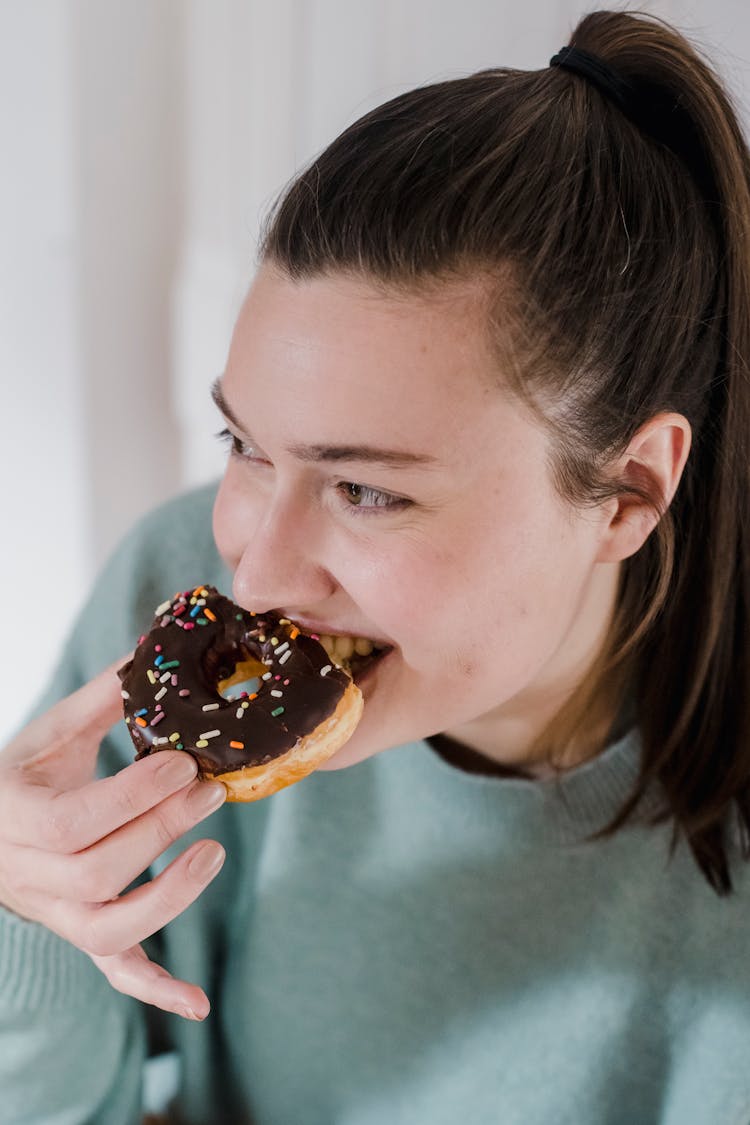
117, 585, 363, 801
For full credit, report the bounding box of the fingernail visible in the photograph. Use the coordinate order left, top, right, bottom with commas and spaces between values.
156, 752, 197, 790
190, 781, 226, 816
188, 842, 225, 882
177, 1004, 202, 1021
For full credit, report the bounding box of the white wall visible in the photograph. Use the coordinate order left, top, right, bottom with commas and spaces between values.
1, 0, 749, 742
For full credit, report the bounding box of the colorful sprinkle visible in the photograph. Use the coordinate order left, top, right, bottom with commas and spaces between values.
204, 608, 216, 622
275, 641, 289, 655
235, 707, 244, 719
196, 739, 208, 748
161, 661, 179, 671
202, 703, 219, 712
135, 717, 148, 728
155, 601, 171, 616
159, 671, 171, 683
154, 644, 162, 653
290, 627, 299, 639
279, 650, 292, 665
262, 672, 272, 681
135, 708, 148, 717
154, 655, 164, 667
151, 712, 166, 726
169, 732, 181, 742
155, 687, 167, 701
320, 665, 332, 677
199, 729, 220, 739
146, 670, 156, 684
183, 622, 195, 631
179, 689, 190, 697
230, 740, 245, 750
270, 689, 283, 698
271, 706, 285, 717
121, 690, 130, 699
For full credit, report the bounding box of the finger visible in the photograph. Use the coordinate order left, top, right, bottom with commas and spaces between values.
90, 944, 210, 1019
2, 777, 225, 901
0, 749, 200, 851
44, 838, 226, 959
1, 654, 132, 770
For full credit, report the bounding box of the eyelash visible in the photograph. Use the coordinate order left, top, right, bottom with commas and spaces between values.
215, 428, 410, 514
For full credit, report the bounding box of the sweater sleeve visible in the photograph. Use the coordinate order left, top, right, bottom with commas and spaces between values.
0, 910, 146, 1125
0, 483, 225, 1125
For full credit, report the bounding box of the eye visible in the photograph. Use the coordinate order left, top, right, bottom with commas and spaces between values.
336, 481, 409, 513
215, 428, 269, 463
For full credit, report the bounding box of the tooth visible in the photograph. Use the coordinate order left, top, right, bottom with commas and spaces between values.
353, 637, 373, 656
319, 635, 336, 659
334, 635, 354, 661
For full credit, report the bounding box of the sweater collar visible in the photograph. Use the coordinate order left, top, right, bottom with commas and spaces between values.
392, 727, 657, 848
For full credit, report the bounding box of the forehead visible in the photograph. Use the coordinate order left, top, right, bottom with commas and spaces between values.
223, 267, 502, 431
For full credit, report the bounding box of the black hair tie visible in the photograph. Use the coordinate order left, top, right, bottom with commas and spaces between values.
550, 45, 634, 112
549, 44, 716, 205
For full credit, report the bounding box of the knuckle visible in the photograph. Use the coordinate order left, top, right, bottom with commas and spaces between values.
149, 805, 181, 853
42, 806, 77, 851
113, 780, 143, 822
69, 856, 116, 904
78, 910, 117, 958
151, 873, 186, 920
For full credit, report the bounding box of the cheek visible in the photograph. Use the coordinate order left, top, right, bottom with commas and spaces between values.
212, 466, 248, 568
390, 504, 591, 679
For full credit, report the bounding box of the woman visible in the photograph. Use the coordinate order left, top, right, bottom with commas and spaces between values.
1, 10, 749, 1123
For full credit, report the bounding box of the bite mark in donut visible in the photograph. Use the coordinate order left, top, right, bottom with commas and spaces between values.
118, 586, 364, 801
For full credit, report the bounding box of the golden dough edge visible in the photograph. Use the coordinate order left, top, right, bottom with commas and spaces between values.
202, 680, 364, 802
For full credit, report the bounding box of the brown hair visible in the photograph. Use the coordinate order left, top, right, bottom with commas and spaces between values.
259, 10, 750, 894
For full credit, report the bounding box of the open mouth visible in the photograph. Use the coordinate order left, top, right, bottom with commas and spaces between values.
311, 632, 393, 684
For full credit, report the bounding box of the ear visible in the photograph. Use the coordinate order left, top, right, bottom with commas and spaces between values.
596, 412, 692, 564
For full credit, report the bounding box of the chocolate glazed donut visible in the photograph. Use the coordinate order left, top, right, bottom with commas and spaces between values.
118, 586, 363, 801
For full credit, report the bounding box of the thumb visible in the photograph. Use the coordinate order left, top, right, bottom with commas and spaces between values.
1, 653, 132, 771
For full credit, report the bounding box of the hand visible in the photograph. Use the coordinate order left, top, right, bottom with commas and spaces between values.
0, 659, 226, 1020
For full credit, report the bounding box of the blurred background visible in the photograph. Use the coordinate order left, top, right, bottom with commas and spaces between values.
1, 0, 749, 743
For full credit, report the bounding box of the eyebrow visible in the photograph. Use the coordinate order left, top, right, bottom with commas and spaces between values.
211, 378, 439, 468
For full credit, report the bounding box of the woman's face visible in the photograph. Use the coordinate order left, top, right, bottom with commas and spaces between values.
212, 266, 619, 769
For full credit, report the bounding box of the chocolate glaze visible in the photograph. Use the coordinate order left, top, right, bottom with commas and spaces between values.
118, 585, 351, 774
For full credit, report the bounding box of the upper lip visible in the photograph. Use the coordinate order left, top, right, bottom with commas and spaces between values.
282, 616, 394, 648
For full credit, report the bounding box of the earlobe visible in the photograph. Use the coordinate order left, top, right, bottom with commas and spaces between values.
595, 413, 692, 564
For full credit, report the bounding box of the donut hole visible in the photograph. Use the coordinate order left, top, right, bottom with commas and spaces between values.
216, 655, 268, 701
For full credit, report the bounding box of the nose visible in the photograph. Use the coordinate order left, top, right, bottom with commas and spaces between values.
228, 491, 338, 615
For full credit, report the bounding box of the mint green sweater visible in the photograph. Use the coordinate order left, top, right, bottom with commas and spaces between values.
2, 485, 750, 1125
